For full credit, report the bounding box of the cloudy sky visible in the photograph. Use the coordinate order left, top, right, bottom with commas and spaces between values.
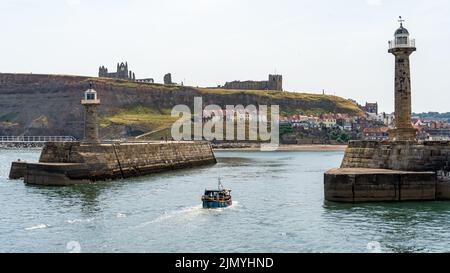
1, 0, 449, 113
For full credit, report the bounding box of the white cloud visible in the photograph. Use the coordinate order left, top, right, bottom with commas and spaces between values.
366, 0, 383, 6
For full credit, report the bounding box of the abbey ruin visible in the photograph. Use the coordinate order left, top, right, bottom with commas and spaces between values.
98, 62, 281, 91
99, 62, 154, 83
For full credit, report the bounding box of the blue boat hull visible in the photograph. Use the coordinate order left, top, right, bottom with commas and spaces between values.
202, 200, 232, 209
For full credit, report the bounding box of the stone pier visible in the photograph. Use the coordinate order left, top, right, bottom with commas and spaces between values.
340, 140, 450, 171
324, 141, 450, 202
10, 141, 216, 186
325, 168, 436, 203
8, 81, 218, 186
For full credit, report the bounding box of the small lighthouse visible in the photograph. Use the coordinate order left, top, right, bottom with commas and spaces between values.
388, 16, 417, 141
81, 82, 100, 143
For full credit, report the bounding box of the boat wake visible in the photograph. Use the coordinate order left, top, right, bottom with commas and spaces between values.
116, 212, 127, 218
136, 204, 203, 228
136, 201, 240, 229
25, 224, 49, 230
65, 218, 94, 224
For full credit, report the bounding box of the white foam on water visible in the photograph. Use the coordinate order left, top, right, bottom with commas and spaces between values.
66, 218, 94, 224
136, 204, 205, 228
25, 224, 49, 230
204, 200, 241, 212
116, 213, 127, 218
284, 201, 304, 207
155, 204, 203, 223
229, 200, 240, 209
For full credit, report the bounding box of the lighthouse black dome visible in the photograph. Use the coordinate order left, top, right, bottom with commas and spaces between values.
395, 25, 409, 36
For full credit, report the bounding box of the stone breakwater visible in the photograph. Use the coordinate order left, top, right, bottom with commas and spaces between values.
325, 168, 437, 203
10, 141, 216, 186
324, 141, 450, 203
341, 140, 450, 172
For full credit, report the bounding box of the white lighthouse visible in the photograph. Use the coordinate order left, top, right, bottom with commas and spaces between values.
81, 82, 100, 143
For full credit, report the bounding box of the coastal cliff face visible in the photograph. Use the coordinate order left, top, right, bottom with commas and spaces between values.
0, 73, 363, 139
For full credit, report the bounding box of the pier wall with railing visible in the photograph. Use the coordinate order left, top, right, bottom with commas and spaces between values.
0, 136, 77, 149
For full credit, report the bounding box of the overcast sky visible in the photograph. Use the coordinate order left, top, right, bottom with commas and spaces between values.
1, 0, 449, 113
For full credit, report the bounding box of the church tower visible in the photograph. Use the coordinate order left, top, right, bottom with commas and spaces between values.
388, 17, 417, 141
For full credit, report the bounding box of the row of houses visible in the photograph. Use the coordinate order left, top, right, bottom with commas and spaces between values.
201, 103, 450, 141
202, 109, 268, 122
362, 118, 450, 141
281, 113, 385, 132
413, 118, 450, 140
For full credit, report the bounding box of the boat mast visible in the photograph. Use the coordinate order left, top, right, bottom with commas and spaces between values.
218, 177, 223, 190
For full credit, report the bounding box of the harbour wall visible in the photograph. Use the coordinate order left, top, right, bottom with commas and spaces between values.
324, 140, 450, 203
9, 161, 27, 179
11, 141, 216, 185
341, 140, 450, 172
324, 168, 438, 202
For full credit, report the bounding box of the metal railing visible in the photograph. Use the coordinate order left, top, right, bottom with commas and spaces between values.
389, 39, 416, 49
0, 136, 77, 143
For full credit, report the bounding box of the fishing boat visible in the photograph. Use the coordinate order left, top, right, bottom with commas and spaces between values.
202, 178, 232, 209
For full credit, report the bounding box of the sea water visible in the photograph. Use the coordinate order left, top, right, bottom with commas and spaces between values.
1, 149, 450, 253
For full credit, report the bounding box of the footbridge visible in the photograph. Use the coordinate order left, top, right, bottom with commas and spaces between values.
0, 136, 77, 148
